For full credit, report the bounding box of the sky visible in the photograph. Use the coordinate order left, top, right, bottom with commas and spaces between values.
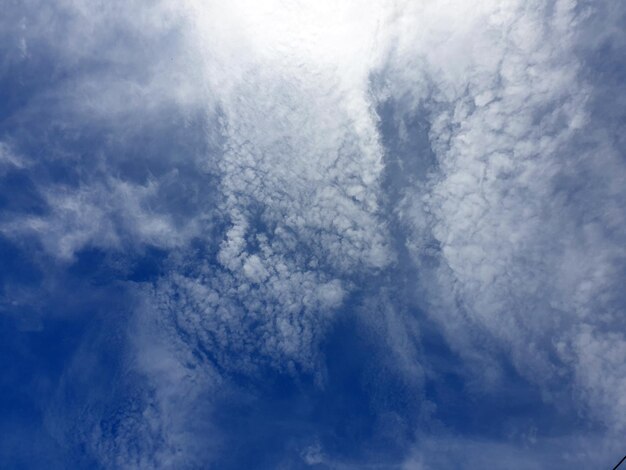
0, 0, 625, 468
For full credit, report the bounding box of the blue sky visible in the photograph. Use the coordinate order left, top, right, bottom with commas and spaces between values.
0, 1, 625, 468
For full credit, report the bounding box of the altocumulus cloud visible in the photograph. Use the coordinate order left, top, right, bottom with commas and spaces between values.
389, 0, 626, 431
0, 0, 624, 469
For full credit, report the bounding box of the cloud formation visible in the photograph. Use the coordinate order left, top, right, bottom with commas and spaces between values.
389, 0, 626, 432
0, 0, 624, 468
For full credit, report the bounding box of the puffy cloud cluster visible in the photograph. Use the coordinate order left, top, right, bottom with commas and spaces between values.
388, 0, 626, 431
2, 0, 396, 374
149, 0, 396, 379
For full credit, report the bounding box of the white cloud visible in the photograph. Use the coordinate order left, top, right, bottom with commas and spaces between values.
388, 0, 626, 431
2, 0, 625, 465
2, 176, 200, 260
0, 142, 27, 174
0, 0, 213, 260
402, 432, 625, 470
147, 0, 396, 378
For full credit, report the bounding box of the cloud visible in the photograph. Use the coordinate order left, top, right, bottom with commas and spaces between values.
0, 143, 27, 173
402, 432, 624, 470
0, 0, 214, 257
2, 177, 201, 260
146, 0, 397, 380
1, 0, 625, 467
387, 0, 626, 431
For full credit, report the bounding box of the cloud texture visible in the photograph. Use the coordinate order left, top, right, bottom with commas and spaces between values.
0, 0, 624, 468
